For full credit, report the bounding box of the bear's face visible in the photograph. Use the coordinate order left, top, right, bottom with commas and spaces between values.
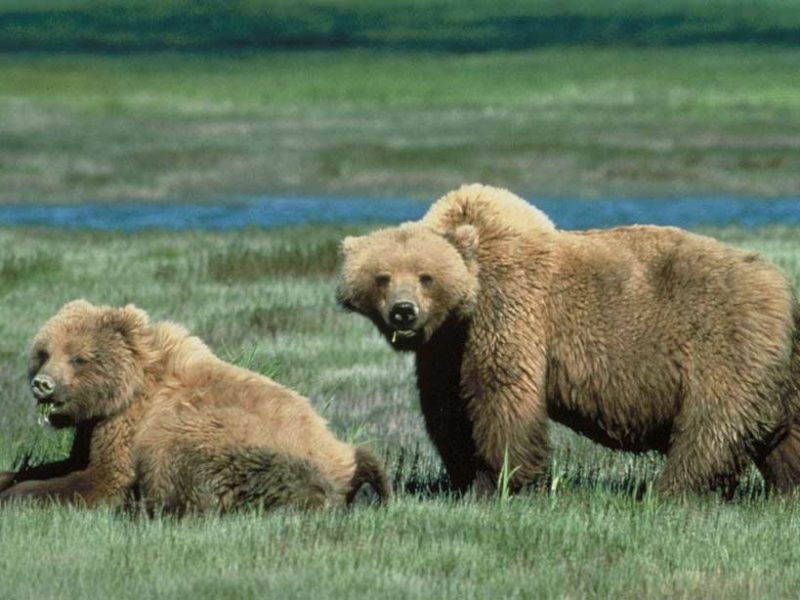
29, 300, 149, 428
337, 223, 478, 351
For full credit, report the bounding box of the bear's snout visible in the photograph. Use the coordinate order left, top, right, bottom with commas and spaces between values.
389, 302, 419, 328
31, 373, 56, 401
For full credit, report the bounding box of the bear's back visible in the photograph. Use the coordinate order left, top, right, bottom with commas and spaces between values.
547, 224, 795, 389
563, 224, 792, 304
139, 343, 357, 490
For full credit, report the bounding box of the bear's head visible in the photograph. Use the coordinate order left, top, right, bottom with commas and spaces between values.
29, 300, 150, 428
336, 223, 479, 351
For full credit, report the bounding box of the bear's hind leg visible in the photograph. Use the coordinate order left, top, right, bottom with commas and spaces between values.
214, 447, 338, 511
470, 405, 551, 496
658, 422, 747, 499
136, 443, 338, 514
755, 415, 800, 495
757, 324, 800, 494
346, 446, 390, 504
658, 372, 784, 499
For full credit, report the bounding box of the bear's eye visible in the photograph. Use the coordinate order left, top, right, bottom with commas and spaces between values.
419, 274, 433, 286
70, 356, 89, 367
36, 350, 49, 364
374, 274, 391, 286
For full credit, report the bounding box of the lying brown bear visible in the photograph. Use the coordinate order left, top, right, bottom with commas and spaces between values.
0, 300, 389, 512
337, 183, 800, 497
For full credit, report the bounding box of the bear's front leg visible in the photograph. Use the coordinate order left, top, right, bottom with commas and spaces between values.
0, 468, 104, 506
0, 458, 79, 495
416, 371, 479, 492
469, 406, 551, 496
463, 347, 550, 495
0, 421, 94, 496
0, 471, 15, 493
416, 326, 479, 492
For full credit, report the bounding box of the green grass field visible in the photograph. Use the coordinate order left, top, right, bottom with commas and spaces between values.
2, 46, 800, 202
1, 224, 800, 599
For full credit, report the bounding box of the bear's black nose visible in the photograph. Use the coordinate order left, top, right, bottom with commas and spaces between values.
31, 374, 56, 400
389, 302, 418, 327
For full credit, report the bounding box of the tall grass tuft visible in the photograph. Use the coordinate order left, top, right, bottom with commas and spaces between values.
497, 447, 521, 505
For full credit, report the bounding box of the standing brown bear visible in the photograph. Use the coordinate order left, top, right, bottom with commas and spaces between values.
337, 184, 800, 496
0, 300, 389, 512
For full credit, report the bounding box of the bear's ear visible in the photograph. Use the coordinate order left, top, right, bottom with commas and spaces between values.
60, 299, 95, 315
339, 235, 361, 257
101, 304, 149, 341
447, 224, 479, 264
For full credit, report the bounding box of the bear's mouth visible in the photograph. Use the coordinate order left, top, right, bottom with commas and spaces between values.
35, 398, 65, 426
36, 402, 56, 426
36, 400, 73, 428
391, 329, 418, 342
386, 326, 425, 351
35, 396, 64, 407
371, 314, 425, 351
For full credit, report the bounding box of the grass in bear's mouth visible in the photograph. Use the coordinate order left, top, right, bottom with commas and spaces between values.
34, 403, 57, 427
35, 402, 54, 415
0, 224, 798, 599
390, 330, 413, 345
392, 329, 417, 339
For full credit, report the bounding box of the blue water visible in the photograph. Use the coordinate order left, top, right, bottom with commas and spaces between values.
0, 196, 799, 231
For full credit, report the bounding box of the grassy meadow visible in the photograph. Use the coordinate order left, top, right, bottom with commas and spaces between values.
1, 224, 800, 598
2, 45, 800, 202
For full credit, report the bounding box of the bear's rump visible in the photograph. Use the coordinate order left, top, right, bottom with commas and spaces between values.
137, 393, 357, 491
541, 227, 795, 453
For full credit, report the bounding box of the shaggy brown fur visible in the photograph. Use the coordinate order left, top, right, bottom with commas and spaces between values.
0, 300, 390, 511
337, 183, 800, 496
